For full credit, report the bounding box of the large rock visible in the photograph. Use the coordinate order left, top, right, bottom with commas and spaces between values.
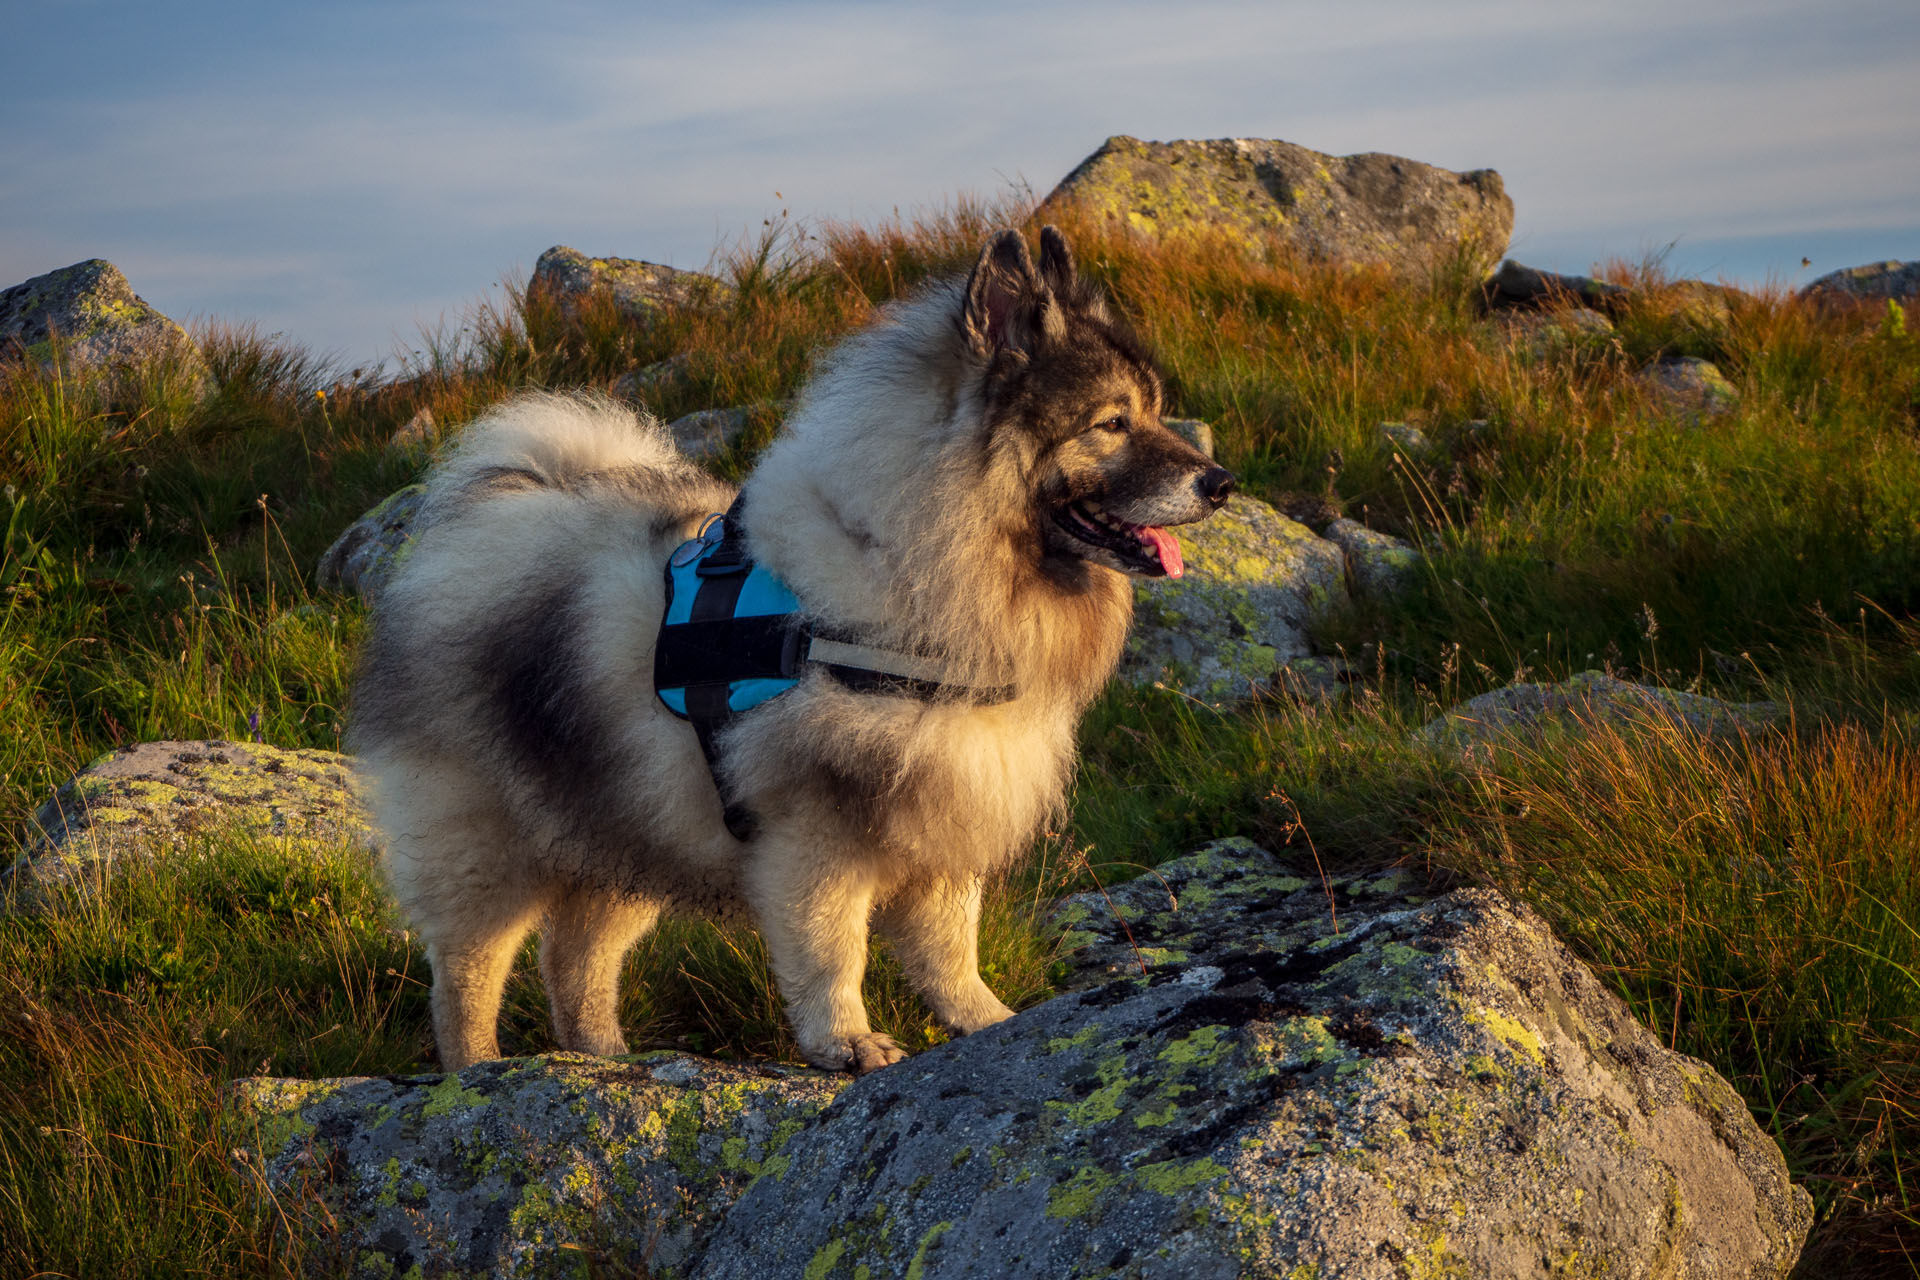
0, 259, 206, 388
694, 840, 1810, 1278
1121, 495, 1346, 702
239, 842, 1810, 1277
1801, 259, 1920, 305
1043, 135, 1513, 276
1420, 670, 1781, 753
315, 484, 428, 602
11, 740, 371, 888
234, 1054, 844, 1279
532, 246, 733, 326
1325, 517, 1419, 600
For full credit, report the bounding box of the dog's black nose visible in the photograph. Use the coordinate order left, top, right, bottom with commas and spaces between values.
1197, 467, 1235, 508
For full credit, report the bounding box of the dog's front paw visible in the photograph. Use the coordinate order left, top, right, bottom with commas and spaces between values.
804, 1031, 908, 1074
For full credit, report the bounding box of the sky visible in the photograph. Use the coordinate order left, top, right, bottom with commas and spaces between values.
4, 0, 1917, 371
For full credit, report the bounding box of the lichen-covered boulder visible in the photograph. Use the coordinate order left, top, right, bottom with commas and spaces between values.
1120, 495, 1346, 702
1801, 259, 1920, 305
693, 840, 1810, 1279
1043, 135, 1513, 276
316, 484, 428, 602
1420, 670, 1781, 753
1324, 517, 1419, 600
235, 1053, 845, 1279
11, 740, 371, 888
533, 246, 733, 326
0, 259, 207, 391
1637, 356, 1737, 422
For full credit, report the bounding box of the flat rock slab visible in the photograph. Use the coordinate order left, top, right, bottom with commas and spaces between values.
1044, 135, 1512, 276
533, 246, 733, 325
0, 258, 206, 389
1121, 494, 1346, 702
695, 842, 1810, 1280
316, 484, 429, 602
234, 1053, 845, 1279
13, 740, 370, 887
1420, 670, 1781, 753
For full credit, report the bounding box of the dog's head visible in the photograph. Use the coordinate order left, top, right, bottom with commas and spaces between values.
960, 227, 1233, 581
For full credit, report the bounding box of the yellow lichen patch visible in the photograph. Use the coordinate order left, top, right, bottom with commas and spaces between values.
1158, 1025, 1232, 1069
1466, 1008, 1544, 1065
1134, 1156, 1228, 1196
1046, 1166, 1118, 1219
902, 1221, 952, 1280
420, 1074, 490, 1118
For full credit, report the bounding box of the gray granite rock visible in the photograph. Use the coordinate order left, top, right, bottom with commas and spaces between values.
694, 840, 1810, 1279
1801, 259, 1920, 305
1376, 421, 1432, 456
1419, 670, 1781, 753
1482, 259, 1625, 312
669, 405, 758, 462
234, 1053, 844, 1280
315, 484, 428, 602
1636, 356, 1738, 422
533, 247, 733, 326
1043, 135, 1513, 276
1324, 517, 1420, 599
0, 259, 206, 392
1120, 496, 1347, 703
11, 740, 371, 890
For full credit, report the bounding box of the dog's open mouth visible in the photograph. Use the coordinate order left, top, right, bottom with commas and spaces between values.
1052, 499, 1186, 578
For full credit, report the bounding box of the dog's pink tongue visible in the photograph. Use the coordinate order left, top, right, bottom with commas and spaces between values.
1141, 525, 1183, 578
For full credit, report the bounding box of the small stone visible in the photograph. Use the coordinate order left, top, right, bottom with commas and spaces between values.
1378, 421, 1432, 456
1163, 417, 1214, 458
1495, 306, 1615, 358
1324, 517, 1420, 599
1120, 495, 1347, 703
533, 247, 733, 327
315, 484, 429, 602
1636, 356, 1737, 422
1418, 670, 1781, 753
669, 406, 757, 462
613, 353, 694, 404
386, 406, 437, 454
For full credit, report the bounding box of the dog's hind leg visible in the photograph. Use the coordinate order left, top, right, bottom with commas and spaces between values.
876, 875, 1015, 1035
540, 889, 661, 1057
425, 893, 547, 1071
745, 844, 906, 1073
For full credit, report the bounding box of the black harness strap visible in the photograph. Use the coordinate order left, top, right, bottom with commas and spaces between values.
678, 498, 762, 840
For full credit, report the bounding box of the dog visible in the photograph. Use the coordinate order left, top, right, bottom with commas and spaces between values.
350, 227, 1233, 1073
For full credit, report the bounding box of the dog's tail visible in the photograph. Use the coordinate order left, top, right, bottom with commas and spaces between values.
423, 391, 701, 512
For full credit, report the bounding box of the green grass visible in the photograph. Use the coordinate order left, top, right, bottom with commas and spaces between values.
2, 202, 1918, 1274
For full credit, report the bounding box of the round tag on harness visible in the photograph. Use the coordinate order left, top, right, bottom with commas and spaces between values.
669, 514, 727, 568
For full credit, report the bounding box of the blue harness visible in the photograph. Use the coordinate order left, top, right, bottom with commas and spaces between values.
654, 499, 1013, 840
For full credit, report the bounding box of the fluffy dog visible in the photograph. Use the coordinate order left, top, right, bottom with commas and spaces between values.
352, 227, 1233, 1072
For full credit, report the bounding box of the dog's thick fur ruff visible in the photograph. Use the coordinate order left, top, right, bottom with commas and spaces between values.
352, 228, 1227, 1072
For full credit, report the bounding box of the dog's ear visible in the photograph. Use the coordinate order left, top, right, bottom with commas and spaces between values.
961, 230, 1064, 358
1037, 226, 1076, 294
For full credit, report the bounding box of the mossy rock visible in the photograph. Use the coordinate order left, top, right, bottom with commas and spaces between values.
12, 740, 372, 891
694, 841, 1810, 1278
0, 258, 207, 394
1120, 495, 1347, 703
1043, 135, 1513, 276
316, 484, 429, 602
234, 1052, 845, 1279
533, 246, 734, 326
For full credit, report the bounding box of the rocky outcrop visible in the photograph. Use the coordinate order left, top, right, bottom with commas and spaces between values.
1420, 670, 1781, 752
238, 841, 1810, 1277
1801, 259, 1920, 305
11, 740, 370, 889
1637, 356, 1737, 422
1121, 495, 1345, 702
533, 247, 733, 326
315, 484, 428, 602
0, 259, 206, 390
1044, 135, 1513, 276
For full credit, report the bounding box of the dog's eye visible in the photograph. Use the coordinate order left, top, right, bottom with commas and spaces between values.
1095, 415, 1129, 434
